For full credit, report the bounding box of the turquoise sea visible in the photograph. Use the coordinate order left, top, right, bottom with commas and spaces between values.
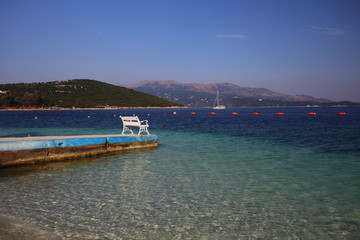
0, 108, 359, 239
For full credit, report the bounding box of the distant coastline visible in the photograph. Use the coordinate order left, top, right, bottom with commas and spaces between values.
1, 105, 359, 111
0, 106, 187, 111
2, 79, 359, 109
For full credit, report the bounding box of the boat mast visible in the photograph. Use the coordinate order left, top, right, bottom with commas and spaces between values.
213, 90, 220, 108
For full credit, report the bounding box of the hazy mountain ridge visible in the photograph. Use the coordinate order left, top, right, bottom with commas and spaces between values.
125, 80, 344, 107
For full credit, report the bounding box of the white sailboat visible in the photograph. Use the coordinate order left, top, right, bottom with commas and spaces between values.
213, 90, 226, 109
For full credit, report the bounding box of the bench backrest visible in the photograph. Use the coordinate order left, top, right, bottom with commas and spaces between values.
120, 116, 141, 127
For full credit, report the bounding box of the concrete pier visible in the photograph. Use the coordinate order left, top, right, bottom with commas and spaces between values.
0, 134, 158, 167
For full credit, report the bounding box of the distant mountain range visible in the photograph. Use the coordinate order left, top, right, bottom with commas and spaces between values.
2, 79, 357, 109
126, 80, 358, 107
0, 79, 181, 108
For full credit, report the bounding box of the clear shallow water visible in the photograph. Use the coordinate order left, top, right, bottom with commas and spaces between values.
0, 108, 359, 239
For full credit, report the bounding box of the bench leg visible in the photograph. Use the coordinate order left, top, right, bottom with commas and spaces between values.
122, 126, 134, 134
138, 126, 149, 135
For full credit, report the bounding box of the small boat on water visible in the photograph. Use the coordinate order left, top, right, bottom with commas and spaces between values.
213, 90, 226, 109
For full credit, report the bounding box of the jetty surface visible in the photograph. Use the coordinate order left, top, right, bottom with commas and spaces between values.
0, 134, 158, 167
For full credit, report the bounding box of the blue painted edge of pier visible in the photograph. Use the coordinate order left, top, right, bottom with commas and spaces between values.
0, 135, 158, 151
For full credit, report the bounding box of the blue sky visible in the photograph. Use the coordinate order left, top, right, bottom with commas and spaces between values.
1, 0, 359, 101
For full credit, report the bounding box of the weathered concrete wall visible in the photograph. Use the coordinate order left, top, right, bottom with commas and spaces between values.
0, 135, 158, 167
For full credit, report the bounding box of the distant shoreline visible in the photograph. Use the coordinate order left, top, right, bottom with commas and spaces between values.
0, 106, 187, 111
1, 105, 359, 111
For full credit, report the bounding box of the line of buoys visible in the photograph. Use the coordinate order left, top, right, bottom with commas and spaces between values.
161, 111, 348, 116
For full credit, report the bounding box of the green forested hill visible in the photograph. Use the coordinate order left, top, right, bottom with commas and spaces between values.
0, 79, 181, 108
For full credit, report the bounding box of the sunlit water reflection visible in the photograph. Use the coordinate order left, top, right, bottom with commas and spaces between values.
1, 108, 359, 239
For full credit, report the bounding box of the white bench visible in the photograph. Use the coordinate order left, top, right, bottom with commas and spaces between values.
120, 115, 150, 135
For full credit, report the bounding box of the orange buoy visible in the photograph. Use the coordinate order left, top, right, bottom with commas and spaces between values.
232, 112, 239, 115
210, 112, 216, 115
276, 112, 284, 115
337, 112, 346, 116
173, 112, 177, 115
307, 112, 316, 115
190, 112, 197, 115
252, 112, 260, 115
